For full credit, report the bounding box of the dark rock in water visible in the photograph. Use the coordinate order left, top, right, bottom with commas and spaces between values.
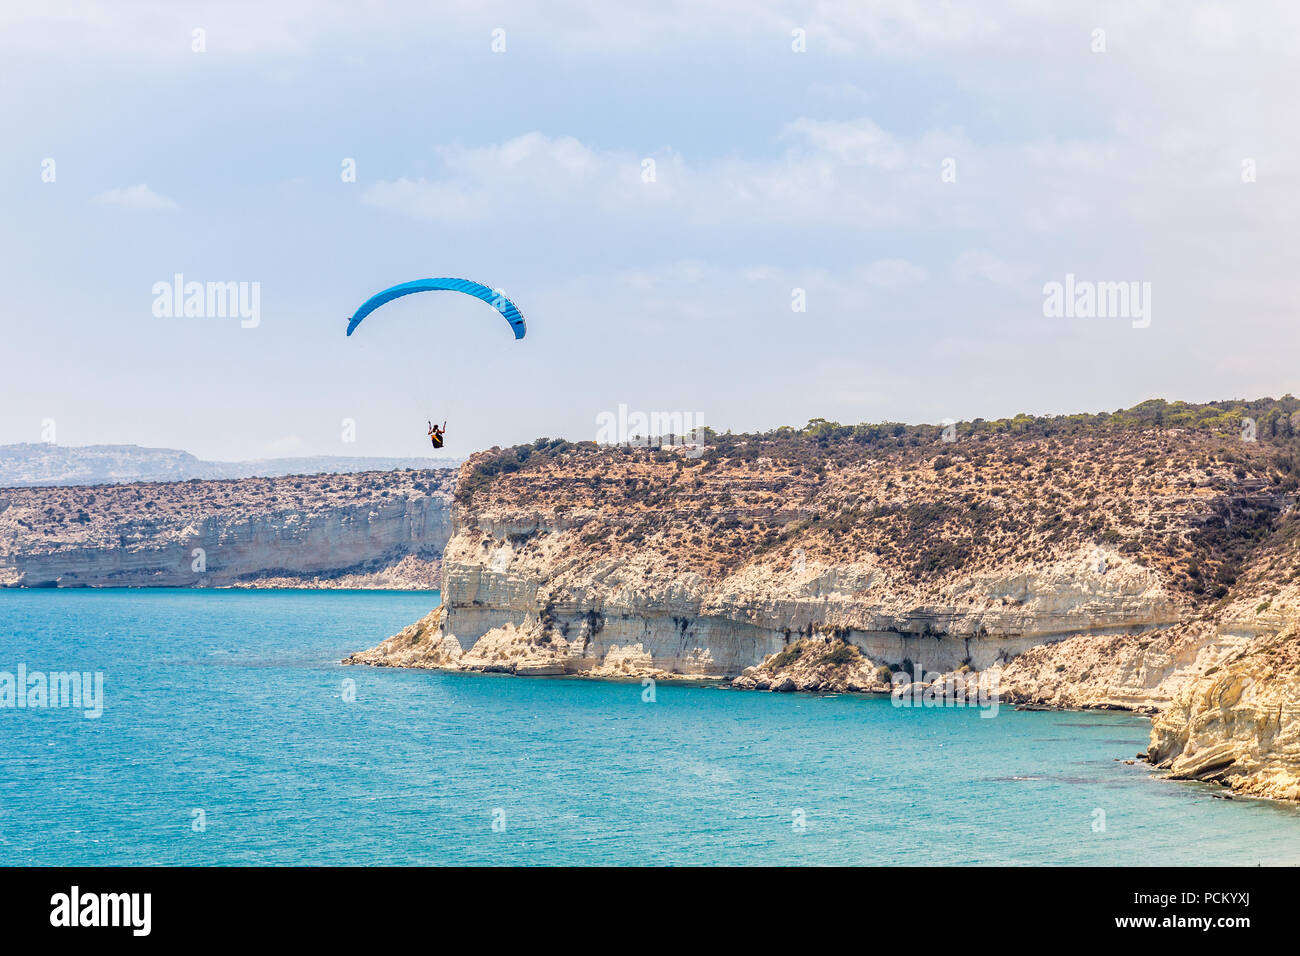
774, 678, 798, 693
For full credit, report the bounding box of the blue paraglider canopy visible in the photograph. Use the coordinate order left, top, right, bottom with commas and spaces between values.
346, 278, 526, 339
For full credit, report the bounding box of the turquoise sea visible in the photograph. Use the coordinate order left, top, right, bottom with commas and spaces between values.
2, 588, 1298, 866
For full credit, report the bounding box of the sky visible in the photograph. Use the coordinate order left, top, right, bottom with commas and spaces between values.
2, 1, 1298, 461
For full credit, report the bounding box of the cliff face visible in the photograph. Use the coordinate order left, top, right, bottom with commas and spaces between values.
403, 525, 1178, 679
994, 525, 1300, 799
1146, 628, 1300, 800
0, 470, 453, 587
348, 417, 1280, 675
347, 406, 1300, 800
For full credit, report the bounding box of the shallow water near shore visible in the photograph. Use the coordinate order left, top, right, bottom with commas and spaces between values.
3, 588, 1299, 866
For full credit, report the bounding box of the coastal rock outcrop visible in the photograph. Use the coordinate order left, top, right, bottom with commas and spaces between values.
347, 403, 1300, 801
1145, 620, 1300, 800
731, 638, 890, 692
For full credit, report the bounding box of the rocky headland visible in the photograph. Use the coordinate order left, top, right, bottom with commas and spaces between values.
345, 398, 1300, 802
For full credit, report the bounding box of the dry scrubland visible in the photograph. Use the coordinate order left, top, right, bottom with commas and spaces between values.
459, 416, 1289, 601
351, 398, 1300, 801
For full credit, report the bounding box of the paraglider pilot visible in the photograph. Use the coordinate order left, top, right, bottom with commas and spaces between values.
428, 420, 446, 449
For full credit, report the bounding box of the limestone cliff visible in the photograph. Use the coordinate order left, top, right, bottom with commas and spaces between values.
1146, 627, 1300, 801
0, 470, 453, 587
347, 400, 1300, 799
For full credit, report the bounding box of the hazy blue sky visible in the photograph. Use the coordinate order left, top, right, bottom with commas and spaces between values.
2, 2, 1298, 460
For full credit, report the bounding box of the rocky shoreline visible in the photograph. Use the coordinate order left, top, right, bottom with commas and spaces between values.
346, 594, 1298, 802
343, 615, 1297, 801
344, 415, 1300, 804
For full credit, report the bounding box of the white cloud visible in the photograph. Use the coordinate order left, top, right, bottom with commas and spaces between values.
950, 250, 1031, 289
781, 118, 905, 170
858, 258, 927, 290
92, 184, 177, 210
361, 133, 623, 223
360, 123, 942, 230
807, 81, 874, 104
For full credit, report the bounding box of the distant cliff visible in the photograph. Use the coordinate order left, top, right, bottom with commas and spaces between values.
0, 470, 453, 588
346, 397, 1300, 801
